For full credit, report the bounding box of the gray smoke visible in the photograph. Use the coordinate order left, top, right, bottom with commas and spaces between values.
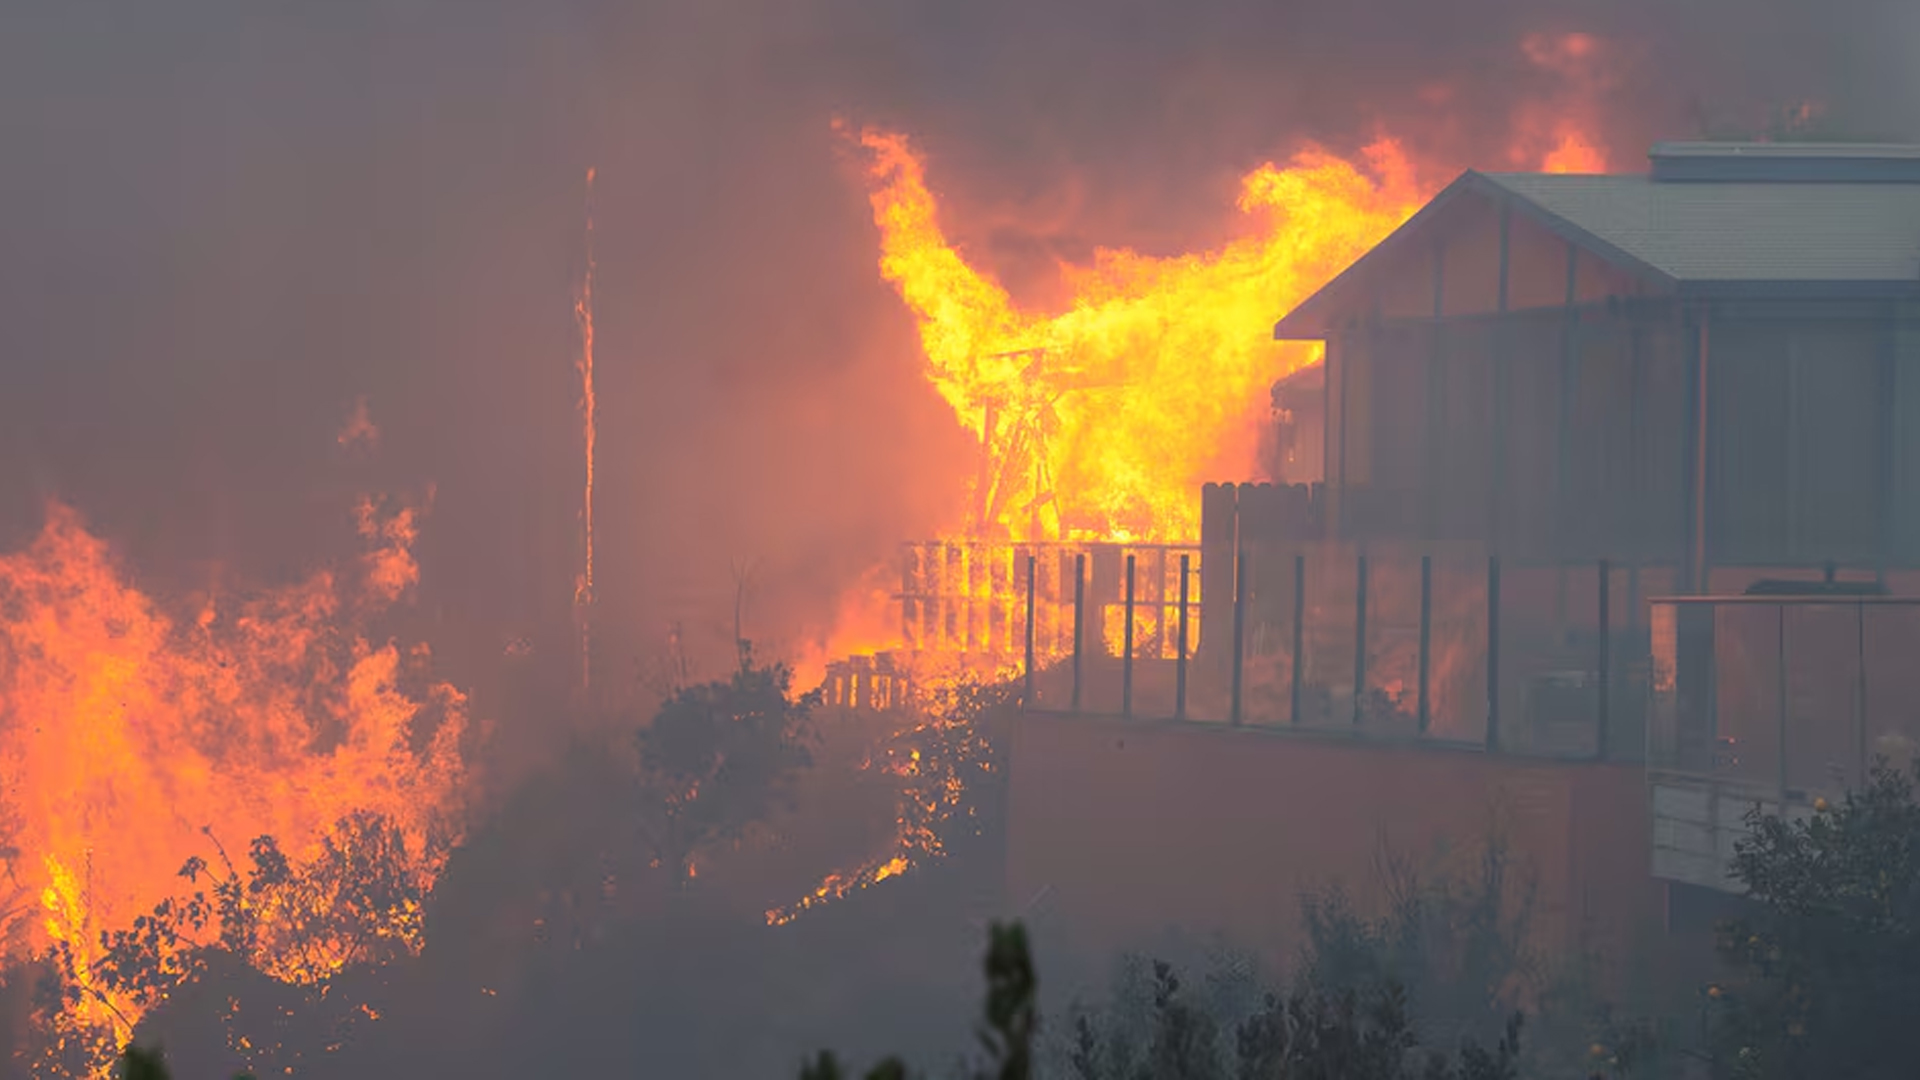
0, 0, 1911, 714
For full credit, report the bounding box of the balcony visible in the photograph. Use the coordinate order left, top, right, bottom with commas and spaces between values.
1646, 589, 1920, 892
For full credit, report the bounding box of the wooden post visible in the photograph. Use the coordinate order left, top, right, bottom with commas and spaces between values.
1597, 559, 1611, 760
1023, 553, 1037, 708
1122, 553, 1136, 719
1291, 553, 1306, 725
1418, 554, 1432, 733
1487, 554, 1502, 751
1353, 552, 1369, 725
1231, 546, 1248, 726
1857, 601, 1869, 786
1072, 553, 1086, 714
1176, 553, 1191, 720
1776, 604, 1788, 803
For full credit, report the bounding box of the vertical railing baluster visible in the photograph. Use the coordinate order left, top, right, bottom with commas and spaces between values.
1231, 546, 1247, 726
1417, 554, 1432, 734
1123, 554, 1136, 719
1024, 553, 1037, 708
1072, 553, 1086, 714
1176, 554, 1191, 721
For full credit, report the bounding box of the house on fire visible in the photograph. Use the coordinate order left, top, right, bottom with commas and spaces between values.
1270, 140, 1920, 581
1263, 141, 1920, 897
990, 144, 1920, 973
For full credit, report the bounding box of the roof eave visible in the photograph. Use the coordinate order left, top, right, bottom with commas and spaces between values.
1273, 171, 1680, 341
1677, 279, 1920, 300
1272, 170, 1484, 341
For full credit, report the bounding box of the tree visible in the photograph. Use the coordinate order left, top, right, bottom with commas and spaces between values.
1712, 761, 1920, 1080
635, 645, 818, 884
1296, 834, 1537, 1053
30, 814, 429, 1079
801, 920, 1036, 1080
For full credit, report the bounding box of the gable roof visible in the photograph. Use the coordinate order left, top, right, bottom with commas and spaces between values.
1274, 163, 1920, 340
1483, 172, 1920, 283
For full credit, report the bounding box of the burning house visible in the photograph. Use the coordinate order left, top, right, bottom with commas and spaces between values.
1268, 140, 1920, 890
1001, 141, 1920, 965
1274, 139, 1920, 581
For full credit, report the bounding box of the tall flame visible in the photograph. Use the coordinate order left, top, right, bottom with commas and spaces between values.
0, 492, 468, 1054
574, 166, 599, 696
781, 40, 1622, 923
846, 124, 1428, 544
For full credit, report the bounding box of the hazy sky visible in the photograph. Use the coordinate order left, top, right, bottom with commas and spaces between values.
1, 0, 1913, 703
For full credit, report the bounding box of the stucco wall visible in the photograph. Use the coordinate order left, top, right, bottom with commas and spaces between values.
1007, 712, 1662, 978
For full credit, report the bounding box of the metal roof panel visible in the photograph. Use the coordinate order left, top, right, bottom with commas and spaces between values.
1478, 174, 1920, 282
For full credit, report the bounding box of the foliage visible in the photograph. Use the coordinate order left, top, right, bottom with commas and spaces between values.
1297, 835, 1536, 1052
1712, 761, 1920, 1080
884, 677, 1014, 864
800, 920, 1037, 1080
1051, 826, 1705, 1079
1065, 955, 1522, 1080
636, 645, 819, 883
800, 914, 1524, 1080
27, 814, 428, 1079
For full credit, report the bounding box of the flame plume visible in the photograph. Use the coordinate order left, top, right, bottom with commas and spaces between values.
846, 123, 1428, 543
0, 494, 468, 1062
783, 66, 1620, 920
574, 166, 599, 696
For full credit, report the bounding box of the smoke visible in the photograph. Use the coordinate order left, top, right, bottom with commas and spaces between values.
1, 0, 1916, 715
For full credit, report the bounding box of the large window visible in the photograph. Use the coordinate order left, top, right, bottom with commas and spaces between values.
1709, 320, 1885, 566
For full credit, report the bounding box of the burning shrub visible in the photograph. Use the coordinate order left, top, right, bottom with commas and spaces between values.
768, 673, 1010, 926
25, 813, 434, 1079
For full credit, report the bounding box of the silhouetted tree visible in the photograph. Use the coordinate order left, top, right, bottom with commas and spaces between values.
636, 645, 818, 884
29, 814, 428, 1079
801, 919, 1036, 1080
1713, 761, 1920, 1080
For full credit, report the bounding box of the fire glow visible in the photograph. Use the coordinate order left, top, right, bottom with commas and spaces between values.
0, 467, 468, 1059
801, 35, 1615, 669
780, 35, 1618, 916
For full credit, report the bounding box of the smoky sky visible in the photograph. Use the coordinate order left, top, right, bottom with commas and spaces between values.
1, 0, 1914, 714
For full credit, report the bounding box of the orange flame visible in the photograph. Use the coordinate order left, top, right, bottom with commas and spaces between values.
1510, 32, 1614, 174
0, 497, 469, 1053
786, 40, 1618, 920
847, 123, 1427, 544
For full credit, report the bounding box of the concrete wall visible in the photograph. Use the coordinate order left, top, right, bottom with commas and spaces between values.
1007, 712, 1663, 978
